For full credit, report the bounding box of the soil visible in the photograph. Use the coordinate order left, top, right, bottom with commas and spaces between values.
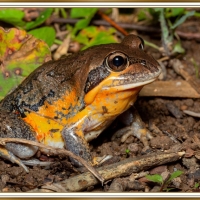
1, 18, 200, 193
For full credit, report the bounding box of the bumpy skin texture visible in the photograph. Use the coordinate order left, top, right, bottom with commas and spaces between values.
0, 34, 161, 166
0, 109, 38, 159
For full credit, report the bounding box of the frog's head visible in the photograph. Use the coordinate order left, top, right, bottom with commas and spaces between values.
84, 34, 161, 105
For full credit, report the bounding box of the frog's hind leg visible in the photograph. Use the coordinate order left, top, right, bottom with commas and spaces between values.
0, 109, 38, 171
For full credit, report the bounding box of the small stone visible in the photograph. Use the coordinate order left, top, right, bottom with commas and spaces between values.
150, 185, 160, 192
184, 99, 194, 107
180, 105, 187, 110
150, 165, 167, 175
150, 136, 173, 150
185, 148, 194, 158
2, 187, 9, 192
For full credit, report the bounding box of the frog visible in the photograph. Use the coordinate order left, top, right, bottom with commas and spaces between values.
0, 34, 161, 171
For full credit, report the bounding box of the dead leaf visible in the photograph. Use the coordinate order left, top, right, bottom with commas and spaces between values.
0, 27, 51, 99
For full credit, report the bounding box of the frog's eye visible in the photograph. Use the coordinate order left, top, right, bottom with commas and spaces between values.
137, 36, 144, 50
106, 52, 129, 72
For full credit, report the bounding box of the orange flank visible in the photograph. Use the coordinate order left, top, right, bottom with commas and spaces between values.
23, 112, 64, 148
23, 89, 81, 148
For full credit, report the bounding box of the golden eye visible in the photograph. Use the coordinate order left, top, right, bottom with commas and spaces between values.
106, 52, 129, 72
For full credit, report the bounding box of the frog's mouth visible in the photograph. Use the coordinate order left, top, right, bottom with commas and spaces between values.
102, 69, 160, 91
102, 61, 161, 91
102, 77, 155, 91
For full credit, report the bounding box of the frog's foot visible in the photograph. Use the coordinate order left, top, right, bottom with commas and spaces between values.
0, 145, 52, 172
0, 141, 38, 172
92, 155, 113, 166
22, 158, 52, 166
118, 107, 153, 152
0, 146, 29, 172
119, 125, 152, 152
129, 122, 152, 152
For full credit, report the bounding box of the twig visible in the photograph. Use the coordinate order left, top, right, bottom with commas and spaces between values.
159, 173, 171, 192
97, 10, 128, 36
28, 151, 185, 192
183, 110, 200, 118
0, 138, 104, 185
163, 130, 180, 144
53, 34, 71, 60
176, 31, 200, 40
52, 17, 200, 42
51, 18, 160, 33
157, 56, 170, 62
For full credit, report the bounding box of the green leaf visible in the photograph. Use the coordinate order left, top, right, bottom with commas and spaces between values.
70, 8, 98, 18
164, 187, 176, 192
79, 26, 98, 38
66, 24, 73, 32
190, 58, 199, 78
76, 26, 117, 50
70, 8, 98, 37
195, 182, 200, 189
75, 34, 89, 45
125, 149, 130, 154
0, 9, 25, 27
170, 8, 185, 17
24, 8, 53, 31
72, 18, 91, 35
172, 41, 185, 54
167, 170, 183, 183
165, 8, 185, 18
194, 12, 200, 17
171, 11, 195, 29
146, 174, 163, 184
86, 30, 117, 47
144, 40, 160, 50
137, 9, 148, 21
70, 8, 98, 36
153, 8, 163, 13
60, 8, 67, 18
28, 26, 56, 47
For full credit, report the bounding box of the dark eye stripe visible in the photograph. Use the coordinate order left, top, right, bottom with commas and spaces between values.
84, 65, 110, 94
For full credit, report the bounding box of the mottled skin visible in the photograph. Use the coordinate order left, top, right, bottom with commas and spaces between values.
0, 35, 161, 169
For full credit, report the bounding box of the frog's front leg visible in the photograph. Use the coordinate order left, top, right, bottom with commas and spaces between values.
0, 109, 38, 171
118, 106, 153, 151
62, 125, 92, 166
61, 110, 111, 166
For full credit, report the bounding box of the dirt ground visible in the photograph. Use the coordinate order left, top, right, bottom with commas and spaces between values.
1, 19, 200, 193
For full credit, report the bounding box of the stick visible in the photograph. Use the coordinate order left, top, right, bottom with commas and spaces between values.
0, 138, 104, 184
29, 151, 185, 192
